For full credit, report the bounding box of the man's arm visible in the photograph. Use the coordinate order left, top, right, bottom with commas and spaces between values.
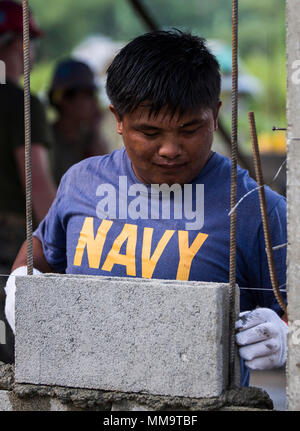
6, 237, 53, 334
14, 144, 57, 222
11, 237, 53, 273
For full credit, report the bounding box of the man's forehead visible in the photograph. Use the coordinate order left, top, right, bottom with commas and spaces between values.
126, 104, 212, 127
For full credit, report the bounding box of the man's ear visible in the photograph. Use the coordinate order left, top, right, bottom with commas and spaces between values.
213, 100, 222, 131
109, 104, 123, 135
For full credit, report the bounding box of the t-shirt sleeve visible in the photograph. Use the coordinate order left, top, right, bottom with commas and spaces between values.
10, 94, 53, 149
33, 175, 67, 273
240, 196, 287, 316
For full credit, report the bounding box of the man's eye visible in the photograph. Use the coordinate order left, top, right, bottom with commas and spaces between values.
142, 131, 159, 137
182, 127, 200, 135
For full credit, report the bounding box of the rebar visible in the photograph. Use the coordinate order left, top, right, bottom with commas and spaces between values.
248, 112, 287, 313
128, 0, 158, 31
22, 0, 33, 275
228, 0, 239, 389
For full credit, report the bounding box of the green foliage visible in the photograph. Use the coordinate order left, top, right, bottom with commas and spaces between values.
30, 62, 56, 95
30, 0, 285, 60
28, 0, 286, 146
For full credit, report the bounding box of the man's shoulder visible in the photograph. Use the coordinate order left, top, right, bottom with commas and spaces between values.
0, 80, 37, 99
0, 81, 23, 110
59, 148, 126, 185
209, 152, 286, 214
0, 80, 45, 112
237, 161, 285, 212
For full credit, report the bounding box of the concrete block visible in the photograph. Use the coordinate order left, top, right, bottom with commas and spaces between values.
15, 274, 239, 398
286, 0, 300, 411
0, 390, 51, 411
0, 391, 13, 411
111, 401, 152, 411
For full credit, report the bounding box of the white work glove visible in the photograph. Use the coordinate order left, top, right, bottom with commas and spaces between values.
4, 266, 42, 334
235, 307, 288, 370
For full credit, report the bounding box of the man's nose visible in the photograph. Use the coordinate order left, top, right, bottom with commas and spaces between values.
158, 137, 182, 159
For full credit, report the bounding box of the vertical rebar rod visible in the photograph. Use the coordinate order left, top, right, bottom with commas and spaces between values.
22, 0, 33, 275
228, 0, 239, 389
248, 112, 287, 313
128, 0, 159, 31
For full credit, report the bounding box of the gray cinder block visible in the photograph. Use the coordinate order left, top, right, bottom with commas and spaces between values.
286, 0, 300, 411
0, 390, 51, 411
15, 274, 239, 398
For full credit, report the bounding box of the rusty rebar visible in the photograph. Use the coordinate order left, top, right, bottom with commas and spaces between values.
22, 0, 33, 275
248, 112, 287, 313
228, 0, 239, 389
127, 0, 159, 31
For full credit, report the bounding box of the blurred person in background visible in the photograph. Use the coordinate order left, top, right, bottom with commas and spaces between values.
0, 0, 56, 363
48, 59, 109, 185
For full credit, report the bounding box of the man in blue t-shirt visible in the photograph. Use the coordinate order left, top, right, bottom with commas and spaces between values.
5, 30, 287, 384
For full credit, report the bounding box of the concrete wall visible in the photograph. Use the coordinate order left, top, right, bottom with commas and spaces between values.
14, 274, 239, 399
286, 0, 300, 411
0, 363, 274, 411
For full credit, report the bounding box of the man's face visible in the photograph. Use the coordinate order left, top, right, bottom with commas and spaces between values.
111, 102, 221, 185
5, 34, 36, 76
61, 89, 100, 125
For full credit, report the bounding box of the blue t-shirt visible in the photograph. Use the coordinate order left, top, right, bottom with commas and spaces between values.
34, 148, 287, 385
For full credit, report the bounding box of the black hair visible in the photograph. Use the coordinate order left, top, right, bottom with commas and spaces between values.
106, 29, 221, 119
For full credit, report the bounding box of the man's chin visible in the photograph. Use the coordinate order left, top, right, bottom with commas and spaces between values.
133, 166, 194, 185
151, 174, 194, 186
